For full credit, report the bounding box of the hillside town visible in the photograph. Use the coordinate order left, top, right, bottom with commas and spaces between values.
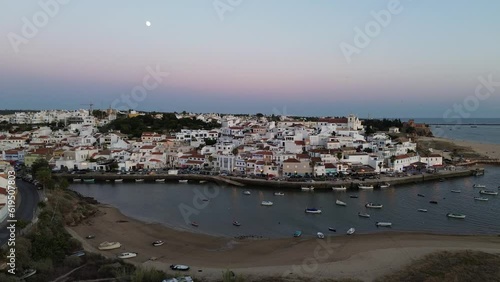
0, 110, 443, 184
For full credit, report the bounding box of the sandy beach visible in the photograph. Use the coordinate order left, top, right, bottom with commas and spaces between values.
67, 205, 500, 281
418, 136, 500, 160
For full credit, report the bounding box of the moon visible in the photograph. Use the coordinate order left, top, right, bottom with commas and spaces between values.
146, 21, 151, 27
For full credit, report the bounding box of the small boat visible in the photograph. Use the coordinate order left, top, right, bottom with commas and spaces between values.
199, 180, 207, 183
347, 228, 355, 235
474, 197, 489, 201
233, 221, 241, 226
98, 241, 121, 250
85, 235, 95, 239
170, 264, 190, 271
135, 179, 144, 182
417, 193, 425, 197
305, 208, 322, 214
450, 190, 461, 193
105, 179, 111, 182
480, 190, 498, 196
358, 184, 374, 189
293, 230, 302, 237
152, 240, 164, 246
379, 183, 390, 188
179, 180, 188, 183
429, 200, 438, 204
117, 252, 137, 259
115, 178, 123, 182
332, 186, 347, 191
243, 191, 251, 195
73, 178, 82, 182
473, 184, 486, 188
418, 209, 428, 212
328, 227, 336, 232
191, 222, 199, 227
365, 203, 383, 209
274, 192, 285, 196
376, 222, 392, 227
83, 179, 95, 183
350, 195, 359, 198
447, 213, 466, 219
317, 232, 325, 239
358, 212, 370, 218
155, 179, 165, 182
261, 200, 273, 206
336, 199, 347, 206
301, 186, 315, 191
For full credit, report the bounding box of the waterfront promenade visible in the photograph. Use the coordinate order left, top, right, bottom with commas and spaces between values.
61, 167, 484, 190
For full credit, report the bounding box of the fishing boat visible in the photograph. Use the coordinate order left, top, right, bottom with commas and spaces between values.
480, 190, 498, 196
301, 186, 315, 191
358, 184, 374, 190
447, 213, 466, 219
152, 240, 164, 246
365, 203, 383, 209
473, 184, 486, 188
191, 222, 199, 227
332, 186, 347, 191
328, 227, 336, 232
350, 195, 359, 198
274, 192, 285, 196
474, 197, 489, 201
179, 180, 188, 183
317, 232, 325, 239
135, 179, 144, 182
155, 179, 165, 182
115, 178, 123, 182
358, 212, 370, 218
336, 199, 347, 206
73, 178, 82, 182
305, 208, 322, 214
418, 209, 428, 212
417, 193, 425, 197
450, 189, 461, 193
429, 200, 438, 204
376, 222, 392, 227
98, 241, 121, 250
379, 183, 390, 188
117, 252, 137, 259
243, 191, 251, 195
293, 230, 302, 237
233, 221, 241, 227
199, 180, 207, 184
346, 228, 355, 235
261, 201, 273, 206
83, 179, 95, 183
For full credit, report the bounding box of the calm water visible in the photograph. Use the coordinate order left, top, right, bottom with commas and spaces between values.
71, 166, 500, 238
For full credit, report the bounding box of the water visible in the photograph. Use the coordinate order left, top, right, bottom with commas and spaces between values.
408, 118, 500, 145
71, 166, 500, 238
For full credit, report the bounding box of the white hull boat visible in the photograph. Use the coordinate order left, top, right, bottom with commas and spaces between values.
305, 208, 322, 214
479, 190, 498, 196
274, 192, 285, 196
73, 178, 82, 182
358, 212, 370, 218
317, 232, 325, 239
336, 200, 347, 206
179, 180, 188, 183
379, 183, 390, 188
243, 191, 251, 195
474, 197, 489, 201
358, 184, 374, 190
418, 209, 428, 212
347, 228, 355, 235
170, 264, 190, 271
301, 186, 315, 191
152, 240, 164, 246
261, 201, 273, 206
117, 252, 137, 259
365, 203, 383, 209
135, 179, 144, 182
376, 222, 392, 227
450, 190, 461, 193
98, 241, 121, 250
473, 184, 486, 188
199, 180, 207, 183
155, 179, 165, 182
447, 213, 466, 219
115, 179, 123, 182
332, 186, 347, 191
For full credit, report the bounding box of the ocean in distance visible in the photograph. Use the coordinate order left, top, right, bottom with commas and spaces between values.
71, 166, 500, 238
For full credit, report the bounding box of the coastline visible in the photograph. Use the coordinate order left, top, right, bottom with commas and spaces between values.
418, 136, 500, 161
68, 204, 500, 281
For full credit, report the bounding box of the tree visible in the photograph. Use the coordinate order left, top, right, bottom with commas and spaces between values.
36, 168, 53, 189
31, 158, 50, 175
336, 152, 343, 160
57, 178, 69, 190
232, 148, 239, 156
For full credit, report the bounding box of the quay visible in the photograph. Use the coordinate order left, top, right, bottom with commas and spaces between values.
63, 168, 485, 190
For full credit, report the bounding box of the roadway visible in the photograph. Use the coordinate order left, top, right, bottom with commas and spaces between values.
0, 180, 41, 246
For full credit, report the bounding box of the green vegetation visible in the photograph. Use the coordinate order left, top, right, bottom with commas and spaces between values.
362, 118, 403, 134
375, 250, 500, 282
100, 113, 220, 137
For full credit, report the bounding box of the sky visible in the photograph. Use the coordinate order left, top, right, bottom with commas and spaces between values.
1, 0, 500, 118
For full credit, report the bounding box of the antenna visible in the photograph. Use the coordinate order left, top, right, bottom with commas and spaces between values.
80, 103, 94, 116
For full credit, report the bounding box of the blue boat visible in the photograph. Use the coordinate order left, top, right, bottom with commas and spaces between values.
293, 231, 302, 237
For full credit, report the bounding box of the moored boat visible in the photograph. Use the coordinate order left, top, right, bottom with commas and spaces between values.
274, 192, 285, 196
447, 213, 466, 219
328, 227, 336, 232
473, 184, 486, 188
332, 186, 347, 191
170, 264, 190, 271
417, 193, 425, 197
358, 212, 370, 218
379, 183, 390, 188
233, 221, 241, 227
418, 209, 428, 212
155, 179, 165, 182
347, 227, 355, 235
73, 178, 82, 182
376, 222, 392, 227
317, 232, 325, 239
179, 180, 188, 183
83, 178, 95, 183
199, 180, 207, 183
191, 222, 199, 227
450, 189, 461, 193
117, 252, 137, 259
243, 190, 251, 195
358, 184, 374, 190
479, 190, 498, 196
429, 200, 438, 204
135, 179, 144, 182
98, 241, 121, 250
365, 202, 383, 209
301, 186, 315, 191
336, 199, 347, 206
115, 178, 123, 182
152, 240, 164, 246
305, 208, 322, 214
474, 197, 489, 201
261, 200, 273, 206
293, 230, 302, 237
